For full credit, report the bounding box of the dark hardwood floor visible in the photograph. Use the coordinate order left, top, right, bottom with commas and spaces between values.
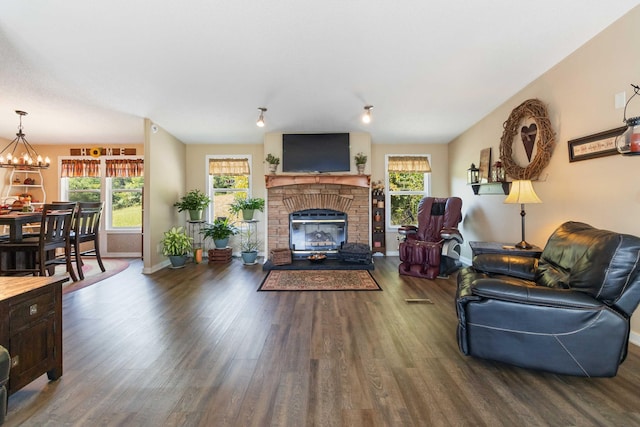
5, 256, 640, 426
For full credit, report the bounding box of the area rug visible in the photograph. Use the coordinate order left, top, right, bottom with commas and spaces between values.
258, 269, 381, 291
57, 258, 132, 294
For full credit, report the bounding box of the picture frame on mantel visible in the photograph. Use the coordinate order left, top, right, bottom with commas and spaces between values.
478, 148, 491, 183
568, 126, 626, 162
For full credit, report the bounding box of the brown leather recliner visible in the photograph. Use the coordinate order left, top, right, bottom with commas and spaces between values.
456, 221, 640, 377
398, 197, 463, 279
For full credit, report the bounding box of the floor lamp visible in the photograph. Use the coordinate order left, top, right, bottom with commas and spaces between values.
504, 180, 542, 249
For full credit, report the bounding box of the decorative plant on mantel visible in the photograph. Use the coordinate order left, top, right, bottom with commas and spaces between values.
354, 152, 367, 165
229, 196, 265, 220
173, 189, 211, 221
265, 153, 280, 174
354, 152, 367, 174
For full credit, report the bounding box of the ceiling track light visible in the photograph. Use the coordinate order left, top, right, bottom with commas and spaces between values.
362, 105, 373, 124
256, 107, 267, 128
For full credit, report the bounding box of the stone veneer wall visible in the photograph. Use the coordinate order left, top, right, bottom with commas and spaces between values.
267, 183, 370, 253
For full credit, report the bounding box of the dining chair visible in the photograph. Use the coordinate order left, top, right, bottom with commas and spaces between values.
0, 202, 78, 281
70, 201, 105, 280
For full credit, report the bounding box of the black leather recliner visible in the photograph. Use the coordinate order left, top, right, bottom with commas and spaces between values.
456, 221, 640, 377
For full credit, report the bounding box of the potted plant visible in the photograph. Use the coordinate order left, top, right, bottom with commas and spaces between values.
240, 227, 261, 265
173, 189, 211, 221
265, 153, 280, 174
161, 226, 193, 268
354, 152, 367, 174
200, 217, 239, 249
229, 196, 265, 220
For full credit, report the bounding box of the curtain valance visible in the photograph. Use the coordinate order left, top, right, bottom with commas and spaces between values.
388, 156, 431, 173
209, 158, 250, 175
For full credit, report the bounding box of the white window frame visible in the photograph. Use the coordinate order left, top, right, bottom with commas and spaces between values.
384, 154, 432, 230
206, 154, 253, 222
59, 155, 144, 232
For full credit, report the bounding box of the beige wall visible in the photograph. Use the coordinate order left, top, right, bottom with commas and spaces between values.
448, 7, 640, 339
144, 119, 186, 272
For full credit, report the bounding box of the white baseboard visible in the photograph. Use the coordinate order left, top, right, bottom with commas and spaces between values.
629, 330, 640, 348
143, 259, 170, 274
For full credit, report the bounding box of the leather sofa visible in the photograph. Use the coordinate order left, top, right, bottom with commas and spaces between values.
456, 221, 640, 377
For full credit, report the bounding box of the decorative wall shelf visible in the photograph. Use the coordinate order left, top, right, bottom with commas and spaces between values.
471, 182, 511, 195
265, 174, 370, 189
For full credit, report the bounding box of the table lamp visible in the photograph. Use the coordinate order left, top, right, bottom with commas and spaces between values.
504, 180, 542, 249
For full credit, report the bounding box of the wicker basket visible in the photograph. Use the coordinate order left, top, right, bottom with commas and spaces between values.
270, 248, 292, 265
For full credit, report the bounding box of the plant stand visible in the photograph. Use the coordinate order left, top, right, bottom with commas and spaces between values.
208, 247, 232, 264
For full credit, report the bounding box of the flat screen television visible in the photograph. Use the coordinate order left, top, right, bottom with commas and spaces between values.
282, 133, 351, 173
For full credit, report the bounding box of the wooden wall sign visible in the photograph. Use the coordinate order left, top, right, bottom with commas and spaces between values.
69, 147, 137, 157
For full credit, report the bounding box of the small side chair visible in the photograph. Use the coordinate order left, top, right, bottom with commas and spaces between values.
71, 201, 105, 280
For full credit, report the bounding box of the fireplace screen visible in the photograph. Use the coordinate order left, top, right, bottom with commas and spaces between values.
290, 209, 347, 258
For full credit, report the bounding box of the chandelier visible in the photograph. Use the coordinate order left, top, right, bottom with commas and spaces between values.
0, 110, 50, 169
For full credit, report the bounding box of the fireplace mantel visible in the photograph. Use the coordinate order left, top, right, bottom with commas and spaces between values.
265, 174, 370, 189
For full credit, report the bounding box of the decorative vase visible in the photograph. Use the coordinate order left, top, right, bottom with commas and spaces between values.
168, 255, 187, 268
213, 238, 229, 249
242, 209, 255, 220
357, 164, 365, 174
241, 251, 258, 264
268, 163, 277, 174
189, 209, 203, 221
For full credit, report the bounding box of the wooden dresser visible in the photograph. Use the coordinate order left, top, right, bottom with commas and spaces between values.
0, 276, 66, 395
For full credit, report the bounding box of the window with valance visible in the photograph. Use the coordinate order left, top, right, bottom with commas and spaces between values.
208, 156, 251, 220
386, 155, 432, 227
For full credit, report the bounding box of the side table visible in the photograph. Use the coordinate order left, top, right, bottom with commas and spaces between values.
469, 241, 543, 258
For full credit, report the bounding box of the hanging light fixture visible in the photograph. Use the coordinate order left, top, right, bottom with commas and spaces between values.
256, 107, 267, 128
0, 110, 50, 169
616, 83, 640, 155
362, 105, 373, 124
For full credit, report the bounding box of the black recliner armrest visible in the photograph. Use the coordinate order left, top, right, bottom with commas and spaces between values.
472, 253, 538, 280
471, 278, 603, 309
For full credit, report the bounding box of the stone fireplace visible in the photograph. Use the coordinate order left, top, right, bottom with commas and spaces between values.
266, 175, 370, 255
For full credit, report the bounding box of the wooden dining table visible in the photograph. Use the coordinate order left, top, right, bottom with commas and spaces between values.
0, 211, 42, 242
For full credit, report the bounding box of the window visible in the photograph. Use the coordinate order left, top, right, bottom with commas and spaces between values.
107, 177, 144, 229
386, 155, 431, 228
60, 157, 144, 231
208, 156, 251, 220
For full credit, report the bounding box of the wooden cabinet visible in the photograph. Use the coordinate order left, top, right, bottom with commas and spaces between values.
371, 189, 385, 255
0, 276, 65, 395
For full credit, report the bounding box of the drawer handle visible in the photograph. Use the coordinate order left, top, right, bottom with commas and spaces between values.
11, 356, 19, 368
30, 304, 38, 316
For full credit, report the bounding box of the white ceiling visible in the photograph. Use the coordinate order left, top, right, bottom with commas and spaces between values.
0, 1, 638, 145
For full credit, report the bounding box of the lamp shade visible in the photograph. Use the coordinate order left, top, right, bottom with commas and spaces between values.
504, 180, 542, 204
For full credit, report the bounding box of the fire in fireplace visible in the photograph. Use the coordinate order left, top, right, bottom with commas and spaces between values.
289, 209, 347, 259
